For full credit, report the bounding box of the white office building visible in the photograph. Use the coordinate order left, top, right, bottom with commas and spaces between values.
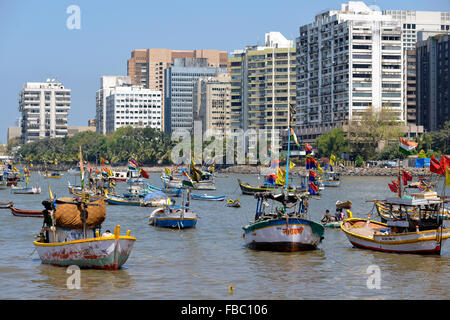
296, 1, 404, 142
382, 9, 450, 50
96, 76, 131, 134
105, 85, 162, 134
18, 79, 71, 144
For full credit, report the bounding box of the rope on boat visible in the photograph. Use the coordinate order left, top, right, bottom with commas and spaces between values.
143, 253, 234, 295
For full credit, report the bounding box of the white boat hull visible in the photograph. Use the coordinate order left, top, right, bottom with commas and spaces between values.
149, 207, 198, 228
342, 218, 450, 254
243, 218, 324, 251
34, 237, 135, 269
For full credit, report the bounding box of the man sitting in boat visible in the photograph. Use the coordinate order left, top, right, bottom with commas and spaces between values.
102, 230, 113, 237
321, 210, 335, 223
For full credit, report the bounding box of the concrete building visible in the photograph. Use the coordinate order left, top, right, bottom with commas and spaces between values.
382, 9, 450, 50
229, 32, 296, 150
296, 1, 404, 142
105, 84, 162, 134
127, 49, 228, 132
7, 127, 21, 142
96, 76, 131, 134
68, 120, 97, 137
164, 58, 227, 133
193, 73, 231, 134
416, 33, 450, 132
18, 79, 71, 144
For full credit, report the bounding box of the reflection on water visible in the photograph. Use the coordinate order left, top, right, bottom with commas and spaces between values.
0, 173, 449, 299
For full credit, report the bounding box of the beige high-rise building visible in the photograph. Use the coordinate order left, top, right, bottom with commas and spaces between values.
193, 73, 231, 134
127, 48, 228, 132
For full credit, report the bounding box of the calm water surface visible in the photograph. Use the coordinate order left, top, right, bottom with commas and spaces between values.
0, 173, 449, 299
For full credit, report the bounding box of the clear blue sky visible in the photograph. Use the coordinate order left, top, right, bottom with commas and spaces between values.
1, 0, 449, 144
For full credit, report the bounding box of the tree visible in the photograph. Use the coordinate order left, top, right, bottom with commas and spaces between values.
316, 127, 350, 158
346, 106, 404, 160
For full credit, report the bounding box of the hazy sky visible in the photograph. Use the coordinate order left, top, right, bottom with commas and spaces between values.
1, 0, 449, 144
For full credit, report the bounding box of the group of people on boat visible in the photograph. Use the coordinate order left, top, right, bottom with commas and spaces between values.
321, 207, 345, 223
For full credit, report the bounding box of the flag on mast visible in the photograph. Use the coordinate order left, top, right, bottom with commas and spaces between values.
398, 137, 418, 155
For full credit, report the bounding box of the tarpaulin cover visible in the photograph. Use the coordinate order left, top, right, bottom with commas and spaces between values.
53, 197, 106, 229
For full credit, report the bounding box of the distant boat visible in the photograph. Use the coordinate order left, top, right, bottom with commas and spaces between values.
149, 188, 198, 229
237, 179, 304, 195
226, 199, 241, 208
321, 171, 341, 187
191, 194, 225, 201
0, 201, 13, 209
12, 185, 41, 194
106, 194, 142, 206
43, 172, 62, 178
10, 206, 43, 218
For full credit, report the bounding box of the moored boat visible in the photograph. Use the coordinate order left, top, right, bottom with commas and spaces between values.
10, 206, 43, 217
0, 201, 13, 209
226, 199, 241, 208
34, 196, 135, 269
149, 186, 198, 228
243, 192, 324, 251
191, 194, 225, 201
341, 197, 450, 254
106, 194, 142, 206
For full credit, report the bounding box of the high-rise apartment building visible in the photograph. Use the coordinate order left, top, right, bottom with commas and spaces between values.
296, 1, 404, 142
164, 58, 227, 133
229, 32, 296, 149
416, 33, 450, 132
105, 85, 162, 134
96, 76, 131, 134
127, 49, 228, 131
382, 10, 450, 50
193, 73, 231, 134
18, 79, 70, 144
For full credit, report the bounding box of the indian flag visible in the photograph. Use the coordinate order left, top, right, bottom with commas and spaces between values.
398, 137, 418, 155
290, 128, 300, 147
181, 171, 194, 188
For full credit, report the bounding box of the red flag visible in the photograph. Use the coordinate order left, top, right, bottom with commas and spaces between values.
388, 183, 398, 193
309, 171, 317, 178
402, 170, 413, 186
140, 168, 150, 179
309, 182, 319, 192
431, 155, 439, 164
430, 161, 444, 176
440, 155, 449, 172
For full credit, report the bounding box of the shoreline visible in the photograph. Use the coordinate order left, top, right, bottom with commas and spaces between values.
29, 164, 430, 177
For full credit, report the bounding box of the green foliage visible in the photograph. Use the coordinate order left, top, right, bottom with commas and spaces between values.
316, 127, 350, 158
355, 154, 364, 167
375, 143, 407, 161
17, 126, 173, 165
416, 121, 450, 155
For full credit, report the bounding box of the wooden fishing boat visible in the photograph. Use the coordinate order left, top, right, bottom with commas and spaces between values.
106, 195, 142, 206
0, 201, 13, 209
10, 206, 44, 217
12, 185, 41, 194
34, 191, 135, 269
226, 199, 241, 208
43, 172, 63, 178
342, 197, 450, 254
149, 188, 197, 228
191, 194, 225, 201
111, 171, 127, 182
237, 179, 306, 195
243, 192, 324, 251
321, 171, 341, 187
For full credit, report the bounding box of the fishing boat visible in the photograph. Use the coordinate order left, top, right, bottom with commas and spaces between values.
149, 185, 198, 229
191, 194, 225, 201
237, 178, 305, 195
34, 196, 135, 269
322, 221, 342, 228
0, 201, 13, 209
243, 192, 325, 251
12, 185, 41, 194
242, 107, 325, 251
226, 199, 241, 208
106, 194, 142, 206
43, 172, 63, 178
162, 168, 216, 190
321, 171, 341, 187
146, 184, 182, 198
10, 206, 44, 218
110, 171, 127, 182
141, 191, 171, 207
